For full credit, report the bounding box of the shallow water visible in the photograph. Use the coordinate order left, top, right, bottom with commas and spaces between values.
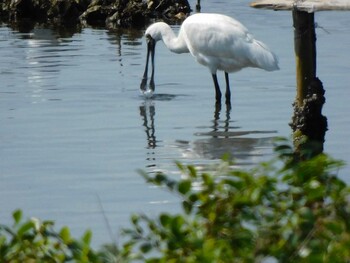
1, 1, 349, 247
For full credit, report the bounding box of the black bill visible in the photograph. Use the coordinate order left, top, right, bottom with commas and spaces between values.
140, 36, 156, 92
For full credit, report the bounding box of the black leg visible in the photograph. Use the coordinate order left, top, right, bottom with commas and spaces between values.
212, 74, 221, 104
224, 72, 231, 105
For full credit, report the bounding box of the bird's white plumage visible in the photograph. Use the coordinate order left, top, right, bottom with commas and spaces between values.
146, 13, 279, 74
142, 13, 279, 103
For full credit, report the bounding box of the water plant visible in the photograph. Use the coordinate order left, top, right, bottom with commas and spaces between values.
0, 209, 100, 262
119, 139, 350, 262
1, 139, 349, 262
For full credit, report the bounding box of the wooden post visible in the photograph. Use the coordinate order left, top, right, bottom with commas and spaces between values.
249, 0, 349, 158
293, 9, 317, 106
291, 9, 327, 157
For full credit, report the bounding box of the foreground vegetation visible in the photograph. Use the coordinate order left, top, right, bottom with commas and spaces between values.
1, 140, 350, 262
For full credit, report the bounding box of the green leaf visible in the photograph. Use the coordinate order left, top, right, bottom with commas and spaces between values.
30, 217, 41, 232
140, 242, 152, 253
324, 221, 344, 235
178, 180, 191, 195
274, 144, 293, 156
221, 153, 232, 162
160, 214, 171, 227
131, 214, 139, 225
182, 200, 193, 214
82, 230, 92, 245
188, 193, 198, 203
202, 173, 214, 187
12, 210, 22, 225
60, 226, 71, 243
18, 221, 35, 237
306, 180, 325, 201
154, 173, 167, 184
171, 216, 184, 234
175, 161, 185, 172
187, 165, 197, 178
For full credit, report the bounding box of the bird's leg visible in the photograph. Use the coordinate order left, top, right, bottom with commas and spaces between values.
196, 0, 201, 11
224, 72, 231, 105
212, 74, 222, 104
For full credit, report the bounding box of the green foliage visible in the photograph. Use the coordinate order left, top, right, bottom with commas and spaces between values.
120, 140, 350, 262
1, 140, 349, 262
0, 210, 101, 263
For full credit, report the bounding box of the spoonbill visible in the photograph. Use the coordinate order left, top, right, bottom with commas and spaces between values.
140, 13, 279, 104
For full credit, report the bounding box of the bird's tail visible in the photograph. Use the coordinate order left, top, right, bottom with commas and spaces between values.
249, 39, 279, 71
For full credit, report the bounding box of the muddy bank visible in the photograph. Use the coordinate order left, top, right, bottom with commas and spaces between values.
0, 0, 191, 28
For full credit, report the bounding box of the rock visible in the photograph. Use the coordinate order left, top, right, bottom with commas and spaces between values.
48, 0, 89, 23
0, 0, 192, 28
6, 0, 49, 21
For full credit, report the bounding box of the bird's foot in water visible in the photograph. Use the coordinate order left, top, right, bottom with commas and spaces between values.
140, 78, 155, 98
140, 77, 148, 92
142, 89, 154, 98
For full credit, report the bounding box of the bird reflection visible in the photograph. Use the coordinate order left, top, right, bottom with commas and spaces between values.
139, 100, 278, 170
212, 103, 232, 139
193, 104, 277, 164
139, 101, 158, 168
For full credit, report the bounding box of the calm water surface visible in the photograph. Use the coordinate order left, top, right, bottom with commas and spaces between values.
1, 1, 349, 247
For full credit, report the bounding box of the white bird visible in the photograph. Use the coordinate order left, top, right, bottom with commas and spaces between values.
140, 13, 279, 105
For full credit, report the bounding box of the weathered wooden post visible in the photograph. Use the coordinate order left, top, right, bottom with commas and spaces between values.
250, 0, 350, 158
293, 9, 316, 106
291, 8, 326, 157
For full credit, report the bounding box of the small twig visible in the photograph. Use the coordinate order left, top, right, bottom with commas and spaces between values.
315, 22, 331, 34
96, 193, 117, 245
289, 225, 318, 261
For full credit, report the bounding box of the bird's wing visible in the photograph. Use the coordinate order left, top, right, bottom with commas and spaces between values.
181, 14, 253, 60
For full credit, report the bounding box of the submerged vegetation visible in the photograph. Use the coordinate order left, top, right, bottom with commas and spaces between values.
1, 139, 350, 262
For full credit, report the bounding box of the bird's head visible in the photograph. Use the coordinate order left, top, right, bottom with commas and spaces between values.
144, 22, 169, 42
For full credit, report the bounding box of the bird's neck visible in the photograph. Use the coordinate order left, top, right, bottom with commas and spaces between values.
161, 26, 189, 54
